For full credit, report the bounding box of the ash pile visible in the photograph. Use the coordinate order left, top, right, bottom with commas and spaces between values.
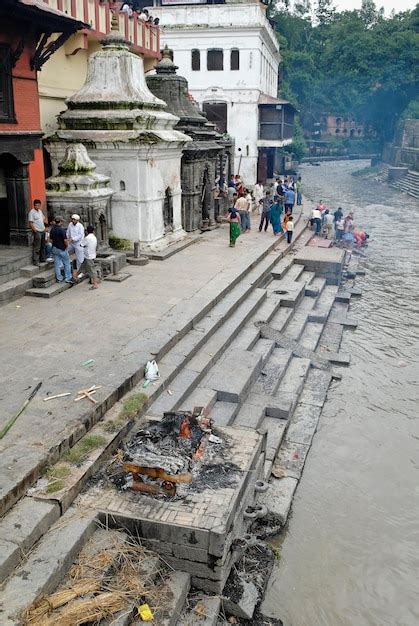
112, 409, 240, 498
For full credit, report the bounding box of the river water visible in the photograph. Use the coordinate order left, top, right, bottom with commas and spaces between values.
262, 160, 419, 626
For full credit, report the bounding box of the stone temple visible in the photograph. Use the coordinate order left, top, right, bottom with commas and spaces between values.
45, 18, 191, 253
147, 47, 227, 232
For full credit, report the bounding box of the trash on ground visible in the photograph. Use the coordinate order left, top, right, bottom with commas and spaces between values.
80, 359, 94, 367
144, 360, 160, 381
43, 392, 71, 402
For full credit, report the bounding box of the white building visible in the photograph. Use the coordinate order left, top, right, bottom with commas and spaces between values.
148, 0, 295, 184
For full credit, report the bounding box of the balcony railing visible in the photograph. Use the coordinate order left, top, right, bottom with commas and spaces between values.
42, 0, 160, 57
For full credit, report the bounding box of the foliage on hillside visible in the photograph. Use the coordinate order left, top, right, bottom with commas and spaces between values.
269, 0, 419, 142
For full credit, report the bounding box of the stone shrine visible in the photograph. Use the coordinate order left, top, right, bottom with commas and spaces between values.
45, 144, 113, 251
147, 47, 227, 232
45, 18, 191, 253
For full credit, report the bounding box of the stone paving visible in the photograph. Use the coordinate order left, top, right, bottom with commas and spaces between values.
0, 215, 308, 515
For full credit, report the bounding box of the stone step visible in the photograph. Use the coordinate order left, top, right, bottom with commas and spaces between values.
282, 263, 305, 282
268, 306, 294, 333
148, 291, 267, 416
180, 594, 221, 626
0, 268, 21, 285
274, 280, 306, 308
25, 281, 72, 298
0, 276, 33, 305
299, 321, 324, 352
0, 498, 60, 583
283, 311, 309, 342
252, 347, 293, 396
258, 476, 298, 526
208, 400, 240, 426
0, 252, 32, 277
203, 348, 263, 403
154, 571, 191, 626
260, 416, 289, 462
20, 264, 48, 278
0, 508, 97, 625
32, 268, 56, 288
250, 292, 282, 325
274, 356, 312, 412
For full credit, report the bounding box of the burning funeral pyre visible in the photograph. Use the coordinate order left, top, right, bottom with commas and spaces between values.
111, 410, 240, 498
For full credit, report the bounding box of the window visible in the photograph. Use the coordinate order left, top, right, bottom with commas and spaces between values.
202, 101, 227, 134
207, 49, 223, 71
191, 49, 200, 71
0, 46, 15, 123
230, 49, 239, 71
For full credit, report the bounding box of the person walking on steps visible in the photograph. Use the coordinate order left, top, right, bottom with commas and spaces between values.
259, 190, 273, 232
228, 209, 241, 247
286, 214, 294, 244
49, 216, 74, 285
74, 225, 99, 290
28, 199, 47, 266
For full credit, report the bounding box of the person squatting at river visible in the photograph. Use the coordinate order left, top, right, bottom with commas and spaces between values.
228, 209, 241, 247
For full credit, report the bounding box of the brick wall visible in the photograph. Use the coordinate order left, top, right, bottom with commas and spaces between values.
0, 28, 41, 132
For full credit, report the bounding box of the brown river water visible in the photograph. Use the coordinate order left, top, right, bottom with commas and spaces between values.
262, 160, 419, 626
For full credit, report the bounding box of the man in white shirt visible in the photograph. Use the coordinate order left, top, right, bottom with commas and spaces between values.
253, 181, 264, 213
66, 214, 85, 271
311, 207, 322, 235
74, 225, 99, 290
28, 199, 47, 265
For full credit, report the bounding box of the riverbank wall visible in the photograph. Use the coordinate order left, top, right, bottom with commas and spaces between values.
0, 201, 364, 624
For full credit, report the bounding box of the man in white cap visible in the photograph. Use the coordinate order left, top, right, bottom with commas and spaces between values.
66, 214, 85, 273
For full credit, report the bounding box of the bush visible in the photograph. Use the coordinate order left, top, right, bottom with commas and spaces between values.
109, 235, 132, 251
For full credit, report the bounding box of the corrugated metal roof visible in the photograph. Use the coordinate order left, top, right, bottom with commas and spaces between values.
258, 94, 297, 110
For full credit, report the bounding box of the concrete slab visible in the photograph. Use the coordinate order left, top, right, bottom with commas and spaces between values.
259, 477, 298, 525
206, 349, 262, 403
208, 401, 239, 426
273, 440, 310, 480
285, 403, 322, 446
260, 417, 288, 462
153, 571, 191, 625
0, 538, 21, 583
183, 595, 221, 625
0, 497, 60, 555
0, 508, 97, 623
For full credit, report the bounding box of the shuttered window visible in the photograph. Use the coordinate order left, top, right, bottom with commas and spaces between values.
0, 46, 15, 123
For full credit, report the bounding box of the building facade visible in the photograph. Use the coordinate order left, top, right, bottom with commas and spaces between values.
148, 0, 294, 184
37, 0, 160, 134
0, 0, 85, 246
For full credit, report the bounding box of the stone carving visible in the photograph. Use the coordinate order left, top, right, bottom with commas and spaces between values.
46, 143, 113, 250
45, 18, 191, 252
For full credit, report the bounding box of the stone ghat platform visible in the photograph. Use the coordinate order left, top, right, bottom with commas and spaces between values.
77, 426, 267, 593
294, 245, 346, 284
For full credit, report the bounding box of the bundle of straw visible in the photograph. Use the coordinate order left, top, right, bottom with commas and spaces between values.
23, 580, 100, 624
40, 592, 127, 626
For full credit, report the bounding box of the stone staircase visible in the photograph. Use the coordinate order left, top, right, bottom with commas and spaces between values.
390, 169, 419, 199
0, 218, 361, 624
0, 256, 57, 306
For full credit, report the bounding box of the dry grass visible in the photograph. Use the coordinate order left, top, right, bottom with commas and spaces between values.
23, 529, 171, 626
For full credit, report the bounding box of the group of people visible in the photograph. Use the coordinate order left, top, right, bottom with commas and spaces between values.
310, 201, 369, 248
226, 175, 302, 247
28, 200, 99, 290
120, 2, 159, 24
